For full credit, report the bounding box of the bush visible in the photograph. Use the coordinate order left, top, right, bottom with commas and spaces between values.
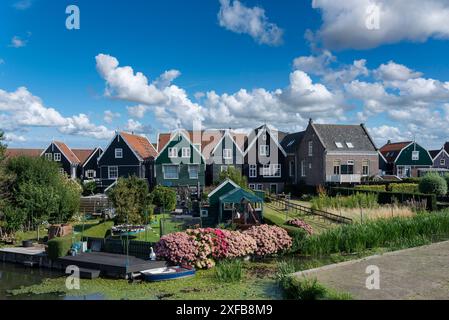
311, 193, 379, 210
419, 173, 447, 196
444, 174, 449, 194
154, 232, 197, 266
214, 260, 244, 282
82, 181, 97, 196
280, 276, 328, 300
221, 229, 257, 259
47, 236, 74, 260
151, 186, 177, 212
389, 183, 419, 193
243, 225, 292, 256
286, 219, 314, 235
355, 185, 386, 192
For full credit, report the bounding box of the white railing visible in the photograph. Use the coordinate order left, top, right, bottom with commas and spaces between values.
326, 174, 362, 183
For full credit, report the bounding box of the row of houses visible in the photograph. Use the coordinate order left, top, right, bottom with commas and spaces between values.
6, 119, 449, 194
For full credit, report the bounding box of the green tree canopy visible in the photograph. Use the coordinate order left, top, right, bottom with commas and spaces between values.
108, 176, 152, 224
151, 185, 177, 212
218, 166, 248, 189
419, 173, 448, 196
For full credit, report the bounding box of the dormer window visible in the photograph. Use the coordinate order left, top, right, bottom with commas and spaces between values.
259, 145, 269, 156
346, 142, 354, 149
412, 151, 420, 161
335, 142, 343, 149
115, 148, 123, 159
168, 147, 178, 158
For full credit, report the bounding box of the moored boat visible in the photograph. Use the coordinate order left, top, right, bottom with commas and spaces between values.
141, 266, 196, 282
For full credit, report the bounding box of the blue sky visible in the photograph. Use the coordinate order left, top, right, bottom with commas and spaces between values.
2, 0, 449, 150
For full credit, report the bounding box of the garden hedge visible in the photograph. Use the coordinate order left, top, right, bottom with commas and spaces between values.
47, 236, 74, 260
328, 187, 437, 211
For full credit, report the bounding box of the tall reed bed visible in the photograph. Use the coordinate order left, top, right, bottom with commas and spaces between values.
300, 211, 449, 256
311, 193, 379, 211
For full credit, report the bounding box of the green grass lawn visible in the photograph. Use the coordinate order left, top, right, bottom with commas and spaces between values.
74, 220, 114, 239
264, 204, 337, 234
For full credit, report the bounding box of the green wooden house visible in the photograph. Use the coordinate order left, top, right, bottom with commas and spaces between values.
379, 141, 433, 178
154, 130, 206, 188
202, 179, 263, 227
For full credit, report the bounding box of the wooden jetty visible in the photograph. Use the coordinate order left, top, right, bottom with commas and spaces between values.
58, 251, 167, 279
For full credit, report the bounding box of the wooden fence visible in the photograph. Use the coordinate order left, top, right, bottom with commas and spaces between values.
268, 195, 353, 224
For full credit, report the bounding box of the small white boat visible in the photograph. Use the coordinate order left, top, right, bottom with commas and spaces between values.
141, 266, 196, 282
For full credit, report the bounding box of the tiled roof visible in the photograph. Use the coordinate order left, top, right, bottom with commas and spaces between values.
120, 132, 158, 160
72, 149, 95, 164
5, 148, 43, 159
281, 131, 305, 154
312, 123, 377, 152
379, 141, 412, 163
54, 141, 80, 164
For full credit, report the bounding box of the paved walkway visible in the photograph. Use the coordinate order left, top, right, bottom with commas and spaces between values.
293, 241, 449, 300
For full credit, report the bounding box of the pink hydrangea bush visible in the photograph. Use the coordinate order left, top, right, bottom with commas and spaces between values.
221, 230, 257, 258
154, 232, 196, 266
286, 219, 314, 235
243, 225, 292, 256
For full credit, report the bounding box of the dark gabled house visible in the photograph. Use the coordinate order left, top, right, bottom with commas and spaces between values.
429, 147, 449, 173
280, 131, 305, 185
76, 147, 103, 180
41, 141, 81, 179
379, 140, 433, 178
97, 131, 158, 190
297, 120, 379, 186
155, 130, 206, 190
244, 124, 288, 194
206, 130, 246, 186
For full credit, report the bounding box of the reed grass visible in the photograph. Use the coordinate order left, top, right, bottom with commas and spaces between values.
214, 260, 244, 282
311, 193, 379, 211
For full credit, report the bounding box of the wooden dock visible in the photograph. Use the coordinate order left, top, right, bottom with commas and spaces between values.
57, 252, 167, 278
0, 246, 52, 268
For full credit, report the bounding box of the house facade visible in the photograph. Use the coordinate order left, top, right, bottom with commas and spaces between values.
41, 141, 81, 179
296, 120, 379, 186
78, 147, 103, 180
155, 130, 206, 189
379, 141, 433, 178
206, 130, 246, 185
280, 131, 305, 185
97, 132, 158, 190
243, 125, 288, 194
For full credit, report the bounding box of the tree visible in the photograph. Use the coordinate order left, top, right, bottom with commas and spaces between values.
82, 180, 97, 196
151, 185, 177, 212
419, 173, 448, 196
444, 174, 449, 195
0, 130, 6, 162
218, 166, 248, 189
108, 176, 152, 224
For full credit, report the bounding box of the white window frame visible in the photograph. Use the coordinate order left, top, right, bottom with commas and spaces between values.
259, 145, 269, 156
333, 161, 341, 175
257, 184, 263, 191
308, 141, 313, 156
346, 142, 354, 149
200, 209, 208, 218
182, 147, 191, 158
163, 165, 179, 180
412, 151, 420, 161
249, 164, 257, 178
223, 149, 232, 159
262, 164, 281, 177
108, 166, 118, 180
441, 158, 446, 166
54, 153, 61, 162
45, 153, 52, 161
168, 147, 178, 158
86, 170, 96, 179
362, 160, 369, 176
188, 164, 199, 179
115, 148, 123, 159
249, 184, 256, 190
335, 142, 343, 149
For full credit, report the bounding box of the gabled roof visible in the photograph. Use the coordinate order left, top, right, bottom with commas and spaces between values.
53, 141, 81, 164
244, 124, 287, 157
280, 131, 305, 154
208, 178, 240, 198
72, 149, 95, 164
429, 149, 442, 160
379, 141, 413, 163
120, 131, 158, 160
155, 130, 206, 162
210, 130, 245, 159
219, 187, 263, 204
81, 147, 103, 167
5, 148, 44, 159
311, 123, 377, 152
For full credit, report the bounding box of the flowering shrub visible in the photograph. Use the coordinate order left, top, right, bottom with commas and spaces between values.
286, 219, 314, 235
243, 225, 292, 256
221, 230, 257, 259
154, 232, 196, 266
155, 225, 292, 268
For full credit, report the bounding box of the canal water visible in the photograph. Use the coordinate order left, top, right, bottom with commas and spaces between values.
0, 263, 104, 300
